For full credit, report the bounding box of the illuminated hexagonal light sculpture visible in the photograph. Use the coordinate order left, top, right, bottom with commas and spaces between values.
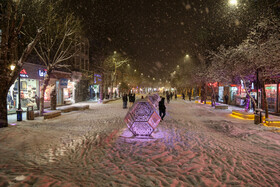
124, 98, 161, 136
146, 94, 160, 111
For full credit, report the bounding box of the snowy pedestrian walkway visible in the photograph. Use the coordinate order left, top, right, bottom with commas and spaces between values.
0, 99, 279, 186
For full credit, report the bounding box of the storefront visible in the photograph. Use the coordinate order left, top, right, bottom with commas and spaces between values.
265, 84, 277, 112
218, 86, 225, 102
7, 63, 45, 113
51, 71, 72, 106
63, 80, 75, 104
89, 73, 102, 100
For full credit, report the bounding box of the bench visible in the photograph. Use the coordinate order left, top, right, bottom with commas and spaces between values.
232, 110, 254, 120
215, 104, 228, 109
60, 106, 76, 113
43, 111, 61, 119
102, 100, 113, 104
74, 105, 89, 110
265, 119, 280, 127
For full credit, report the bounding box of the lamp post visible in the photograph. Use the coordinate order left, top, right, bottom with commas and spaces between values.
16, 68, 22, 121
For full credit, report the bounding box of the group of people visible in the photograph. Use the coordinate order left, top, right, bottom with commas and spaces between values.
165, 91, 177, 103
122, 93, 136, 109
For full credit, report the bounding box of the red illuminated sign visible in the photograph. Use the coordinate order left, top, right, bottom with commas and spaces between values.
20, 69, 29, 78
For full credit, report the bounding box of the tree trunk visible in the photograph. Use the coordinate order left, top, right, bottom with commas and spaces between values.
203, 83, 207, 104
210, 85, 216, 107
0, 89, 9, 128
261, 81, 269, 119
110, 72, 115, 99
39, 73, 51, 116
100, 73, 104, 101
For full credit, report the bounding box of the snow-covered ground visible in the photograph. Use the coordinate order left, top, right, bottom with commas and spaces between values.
0, 99, 279, 186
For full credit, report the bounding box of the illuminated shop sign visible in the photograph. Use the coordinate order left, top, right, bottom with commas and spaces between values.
20, 69, 29, 78
94, 73, 102, 83
38, 69, 47, 77
60, 78, 68, 88
94, 73, 101, 78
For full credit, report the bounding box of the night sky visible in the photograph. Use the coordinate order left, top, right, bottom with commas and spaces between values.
66, 0, 278, 79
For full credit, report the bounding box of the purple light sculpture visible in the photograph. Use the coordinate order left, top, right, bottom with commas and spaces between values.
124, 96, 161, 136
145, 94, 160, 112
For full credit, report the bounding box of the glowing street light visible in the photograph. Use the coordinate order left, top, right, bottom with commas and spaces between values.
10, 64, 15, 71
134, 69, 137, 72
177, 65, 180, 68
185, 54, 189, 58
127, 64, 130, 67
229, 0, 237, 6
114, 51, 117, 55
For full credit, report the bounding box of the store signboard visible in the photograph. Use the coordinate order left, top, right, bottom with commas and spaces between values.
38, 69, 47, 77
94, 73, 102, 84
20, 69, 29, 78
60, 78, 68, 88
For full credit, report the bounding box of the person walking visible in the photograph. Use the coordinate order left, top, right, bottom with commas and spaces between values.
224, 94, 229, 104
129, 93, 133, 107
159, 97, 166, 120
188, 91, 192, 101
175, 92, 177, 100
166, 93, 170, 104
35, 94, 40, 110
182, 93, 185, 100
122, 93, 128, 109
215, 94, 219, 102
132, 93, 136, 103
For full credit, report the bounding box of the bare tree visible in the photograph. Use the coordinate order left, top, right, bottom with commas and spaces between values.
103, 52, 129, 98
0, 0, 42, 127
33, 8, 81, 115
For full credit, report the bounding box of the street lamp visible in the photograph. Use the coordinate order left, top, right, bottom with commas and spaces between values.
229, 0, 237, 6
17, 68, 22, 121
10, 64, 15, 71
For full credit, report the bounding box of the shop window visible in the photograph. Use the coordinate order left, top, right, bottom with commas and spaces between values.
21, 81, 27, 91
265, 84, 277, 112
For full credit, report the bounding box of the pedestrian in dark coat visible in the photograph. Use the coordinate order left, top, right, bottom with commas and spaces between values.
224, 94, 229, 104
188, 91, 191, 101
122, 94, 128, 109
159, 97, 166, 120
129, 93, 133, 107
132, 93, 136, 103
215, 94, 219, 102
166, 93, 170, 104
175, 93, 177, 100
182, 93, 185, 100
35, 95, 40, 110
